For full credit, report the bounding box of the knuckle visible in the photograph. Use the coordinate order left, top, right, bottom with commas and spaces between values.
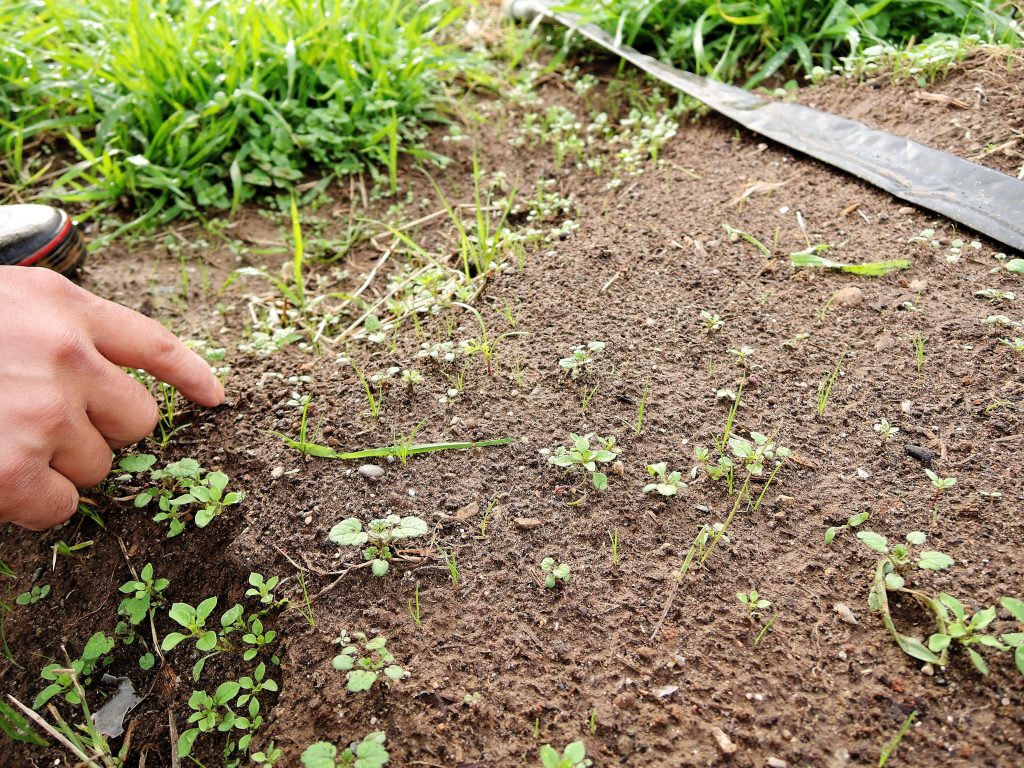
50, 328, 92, 367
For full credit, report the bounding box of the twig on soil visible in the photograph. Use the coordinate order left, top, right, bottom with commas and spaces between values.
651, 577, 681, 642
601, 268, 626, 292
168, 710, 180, 768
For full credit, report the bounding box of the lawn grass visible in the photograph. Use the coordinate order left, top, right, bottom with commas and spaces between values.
557, 0, 1023, 86
0, 0, 469, 224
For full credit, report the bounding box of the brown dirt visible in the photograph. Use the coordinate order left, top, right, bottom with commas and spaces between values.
2, 49, 1023, 768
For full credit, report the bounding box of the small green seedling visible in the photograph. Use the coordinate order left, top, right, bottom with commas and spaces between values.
332, 632, 408, 693
609, 528, 620, 566
873, 419, 899, 442
35, 631, 114, 708
541, 558, 571, 589
539, 741, 591, 768
643, 463, 686, 496
547, 433, 621, 491
999, 337, 1024, 356
1000, 596, 1024, 676
245, 572, 284, 607
789, 248, 909, 276
729, 346, 754, 366
925, 469, 956, 495
50, 539, 94, 571
825, 512, 870, 545
162, 597, 221, 654
301, 732, 389, 768
736, 588, 772, 620
328, 515, 429, 577
16, 585, 50, 606
699, 310, 724, 333
559, 341, 606, 379
816, 351, 845, 417
117, 562, 169, 625
927, 594, 1007, 675
177, 680, 249, 759
252, 742, 284, 767
912, 335, 926, 371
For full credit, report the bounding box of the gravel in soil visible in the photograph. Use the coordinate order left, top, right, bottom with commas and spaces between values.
2, 50, 1023, 767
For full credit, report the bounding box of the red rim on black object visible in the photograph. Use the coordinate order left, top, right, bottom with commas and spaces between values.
0, 205, 86, 276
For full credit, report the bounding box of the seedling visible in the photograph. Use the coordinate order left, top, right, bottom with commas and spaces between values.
926, 594, 1008, 675
633, 379, 650, 435
301, 732, 389, 768
790, 247, 909, 276
328, 515, 429, 577
541, 558, 571, 589
912, 335, 926, 371
117, 562, 169, 626
547, 433, 621, 492
332, 632, 408, 692
407, 582, 422, 626
16, 585, 50, 606
443, 549, 460, 589
857, 529, 955, 664
162, 597, 221, 654
245, 572, 284, 607
999, 337, 1024, 356
873, 419, 899, 442
50, 539, 94, 572
177, 680, 249, 759
0, 698, 46, 746
539, 741, 591, 768
729, 346, 754, 366
878, 710, 916, 767
700, 310, 724, 333
736, 588, 772, 620
643, 463, 686, 496
155, 382, 190, 448
609, 528, 620, 566
252, 742, 283, 767
559, 341, 606, 379
35, 631, 114, 708
454, 302, 526, 375
925, 469, 956, 495
825, 511, 870, 545
816, 351, 845, 417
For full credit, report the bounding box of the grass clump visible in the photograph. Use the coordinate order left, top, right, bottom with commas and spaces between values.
1, 0, 468, 224
557, 0, 1022, 87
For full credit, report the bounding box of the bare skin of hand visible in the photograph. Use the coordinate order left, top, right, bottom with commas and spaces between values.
0, 267, 225, 530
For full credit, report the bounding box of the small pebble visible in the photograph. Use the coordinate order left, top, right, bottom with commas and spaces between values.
767, 758, 788, 768
834, 603, 859, 625
909, 279, 928, 292
271, 466, 284, 479
856, 468, 871, 480
514, 517, 542, 529
303, 515, 312, 525
654, 685, 678, 698
358, 464, 385, 479
831, 286, 864, 307
711, 726, 737, 755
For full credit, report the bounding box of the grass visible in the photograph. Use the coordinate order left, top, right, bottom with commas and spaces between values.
558, 0, 1022, 87
0, 0, 468, 228
879, 710, 917, 767
816, 350, 846, 417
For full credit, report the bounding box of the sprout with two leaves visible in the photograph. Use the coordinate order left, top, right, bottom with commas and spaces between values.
328, 515, 429, 577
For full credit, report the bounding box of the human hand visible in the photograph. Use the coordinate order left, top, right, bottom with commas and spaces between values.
0, 267, 225, 530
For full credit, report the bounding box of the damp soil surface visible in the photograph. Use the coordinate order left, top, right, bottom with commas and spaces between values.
2, 49, 1023, 768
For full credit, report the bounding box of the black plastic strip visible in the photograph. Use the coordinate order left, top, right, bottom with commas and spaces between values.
509, 0, 1024, 254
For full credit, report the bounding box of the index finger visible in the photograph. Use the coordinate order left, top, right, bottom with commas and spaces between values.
79, 290, 225, 407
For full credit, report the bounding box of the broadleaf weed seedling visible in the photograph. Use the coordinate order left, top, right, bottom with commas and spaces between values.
736, 588, 771, 620
700, 310, 724, 333
541, 558, 571, 589
546, 433, 621, 492
539, 741, 592, 768
332, 632, 408, 693
559, 341, 606, 379
874, 418, 899, 442
454, 301, 526, 375
35, 631, 115, 708
643, 463, 686, 496
824, 511, 870, 545
300, 732, 389, 768
328, 515, 429, 577
15, 584, 50, 606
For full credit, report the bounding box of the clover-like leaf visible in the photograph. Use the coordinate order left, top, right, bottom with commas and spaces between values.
300, 742, 337, 768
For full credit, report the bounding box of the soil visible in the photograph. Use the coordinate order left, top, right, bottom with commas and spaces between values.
2, 47, 1023, 768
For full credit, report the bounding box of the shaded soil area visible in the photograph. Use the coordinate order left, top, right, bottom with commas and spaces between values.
2, 49, 1023, 767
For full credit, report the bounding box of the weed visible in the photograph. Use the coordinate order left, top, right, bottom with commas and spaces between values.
790, 248, 909, 276
442, 549, 461, 589
117, 562, 169, 625
874, 419, 899, 442
50, 539, 93, 571
539, 741, 591, 768
643, 463, 687, 496
609, 528, 620, 566
455, 302, 526, 375
736, 588, 772, 621
332, 632, 408, 692
35, 632, 115, 708
301, 732, 389, 768
154, 382, 190, 448
547, 433, 622, 492
825, 512, 870, 545
328, 515, 429, 577
559, 341, 606, 379
634, 379, 651, 435
700, 310, 724, 333
816, 351, 845, 417
252, 741, 284, 767
16, 584, 50, 606
878, 710, 917, 767
722, 223, 770, 257
0, 698, 47, 746
0, 558, 13, 578
729, 346, 755, 366
407, 582, 422, 627
913, 335, 926, 371
246, 573, 284, 608
754, 612, 780, 647
541, 558, 571, 589
925, 469, 957, 495
999, 337, 1024, 356
296, 570, 315, 628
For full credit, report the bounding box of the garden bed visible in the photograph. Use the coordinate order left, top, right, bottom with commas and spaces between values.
2, 47, 1023, 768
